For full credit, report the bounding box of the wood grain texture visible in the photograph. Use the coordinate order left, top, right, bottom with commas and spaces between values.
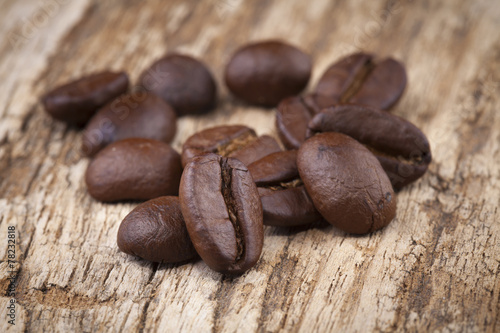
1, 0, 499, 332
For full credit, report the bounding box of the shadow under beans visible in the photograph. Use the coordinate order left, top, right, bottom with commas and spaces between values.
157, 256, 202, 271
124, 254, 201, 270
265, 218, 390, 239
265, 218, 331, 237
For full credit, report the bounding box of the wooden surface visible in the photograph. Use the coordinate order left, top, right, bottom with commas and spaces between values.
1, 0, 499, 332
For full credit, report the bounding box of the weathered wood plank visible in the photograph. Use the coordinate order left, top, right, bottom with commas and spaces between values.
1, 0, 499, 332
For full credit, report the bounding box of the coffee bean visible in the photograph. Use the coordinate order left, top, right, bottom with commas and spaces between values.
138, 54, 217, 116
181, 125, 254, 166
297, 132, 397, 234
179, 153, 263, 275
181, 125, 281, 167
117, 196, 197, 263
307, 105, 432, 190
42, 71, 129, 126
248, 150, 321, 227
225, 40, 312, 106
315, 52, 407, 110
82, 92, 177, 156
227, 135, 281, 166
85, 138, 182, 202
248, 150, 299, 186
275, 94, 338, 149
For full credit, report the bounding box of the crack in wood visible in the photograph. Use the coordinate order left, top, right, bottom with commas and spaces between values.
212, 275, 237, 333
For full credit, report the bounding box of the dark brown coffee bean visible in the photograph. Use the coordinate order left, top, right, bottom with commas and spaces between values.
297, 132, 397, 234
181, 125, 280, 167
307, 105, 432, 190
82, 92, 177, 156
182, 125, 255, 166
275, 94, 338, 149
227, 135, 281, 166
315, 53, 371, 102
85, 138, 182, 202
225, 40, 312, 107
117, 196, 197, 263
42, 71, 129, 126
138, 54, 216, 116
179, 153, 263, 275
248, 150, 321, 227
315, 52, 406, 110
248, 150, 299, 186
258, 187, 320, 227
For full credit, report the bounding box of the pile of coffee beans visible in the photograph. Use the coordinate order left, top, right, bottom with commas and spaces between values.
41, 40, 431, 275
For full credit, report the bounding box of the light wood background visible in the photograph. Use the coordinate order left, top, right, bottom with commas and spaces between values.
1, 0, 499, 332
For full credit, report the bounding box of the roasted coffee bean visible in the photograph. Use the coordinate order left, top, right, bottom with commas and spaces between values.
307, 105, 432, 190
179, 153, 263, 275
275, 94, 338, 149
82, 92, 177, 156
138, 54, 216, 116
225, 40, 312, 106
227, 135, 281, 166
117, 196, 197, 263
298, 133, 397, 234
42, 71, 129, 126
248, 150, 299, 186
181, 125, 254, 166
248, 150, 321, 227
85, 138, 182, 202
181, 125, 281, 167
315, 52, 407, 110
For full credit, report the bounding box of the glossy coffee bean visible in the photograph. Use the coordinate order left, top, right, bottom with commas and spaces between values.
42, 71, 129, 126
297, 132, 397, 234
85, 138, 182, 202
225, 40, 312, 106
315, 52, 407, 110
275, 94, 338, 149
117, 196, 197, 263
307, 105, 432, 190
181, 125, 281, 167
227, 135, 281, 166
248, 150, 321, 227
248, 150, 299, 186
179, 153, 263, 275
138, 54, 216, 116
82, 92, 177, 156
